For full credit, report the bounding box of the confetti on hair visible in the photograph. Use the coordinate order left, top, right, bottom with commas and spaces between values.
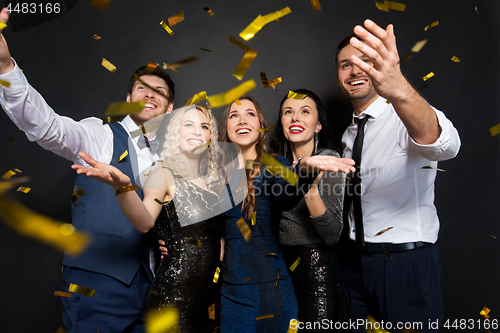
375, 226, 393, 236
400, 39, 428, 64
256, 314, 275, 321
213, 267, 220, 283
162, 55, 199, 72
54, 291, 72, 298
261, 152, 299, 185
288, 319, 300, 333
375, 1, 406, 12
424, 21, 439, 31
239, 7, 291, 41
287, 90, 307, 100
0, 79, 11, 88
2, 168, 22, 179
17, 186, 31, 194
102, 116, 122, 124
208, 303, 215, 320
104, 101, 146, 116
480, 306, 490, 319
451, 56, 461, 63
92, 34, 101, 40
290, 257, 301, 271
207, 79, 256, 107
236, 217, 252, 242
90, 0, 112, 10
101, 58, 116, 73
71, 186, 85, 207
118, 150, 128, 163
8, 137, 15, 142
229, 36, 258, 80
145, 62, 158, 74
160, 21, 174, 35
203, 7, 215, 16
235, 99, 242, 106
257, 125, 275, 132
422, 72, 434, 81
310, 0, 321, 10
168, 11, 184, 27
200, 48, 212, 52
421, 165, 445, 172
146, 305, 179, 333
251, 211, 257, 225
184, 91, 208, 106
189, 237, 203, 249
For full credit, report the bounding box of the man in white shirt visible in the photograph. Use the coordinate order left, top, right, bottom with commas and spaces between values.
336, 20, 460, 332
0, 8, 174, 332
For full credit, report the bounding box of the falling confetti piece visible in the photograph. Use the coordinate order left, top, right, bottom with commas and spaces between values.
480, 306, 490, 319
71, 187, 85, 207
68, 284, 95, 297
54, 291, 72, 298
2, 168, 22, 179
266, 253, 278, 257
191, 141, 211, 154
310, 0, 321, 10
0, 79, 11, 87
203, 7, 214, 16
245, 160, 254, 170
101, 58, 116, 73
207, 79, 257, 108
475, 6, 479, 17
90, 0, 112, 10
290, 257, 301, 271
133, 74, 172, 102
261, 152, 299, 186
375, 226, 393, 236
160, 21, 174, 36
365, 315, 391, 333
130, 122, 161, 138
154, 198, 168, 205
184, 91, 208, 106
382, 249, 393, 261
257, 126, 275, 132
236, 217, 252, 242
229, 36, 258, 80
189, 237, 203, 249
276, 268, 280, 289
287, 319, 300, 333
8, 137, 15, 142
422, 72, 434, 81
145, 62, 158, 74
17, 186, 31, 194
260, 72, 282, 90
400, 39, 428, 64
0, 177, 29, 195
239, 7, 291, 41
146, 305, 179, 333
168, 11, 184, 27
375, 0, 406, 12
243, 277, 251, 281
0, 22, 7, 29
200, 48, 212, 52
287, 90, 307, 100
208, 304, 215, 320
235, 99, 242, 106
256, 314, 275, 320
251, 211, 256, 225
213, 267, 220, 283
102, 116, 122, 124
478, 229, 497, 239
489, 123, 500, 137
421, 166, 446, 172
451, 56, 461, 63
118, 150, 128, 163
104, 101, 146, 116
162, 55, 199, 72
424, 21, 439, 31
92, 34, 101, 40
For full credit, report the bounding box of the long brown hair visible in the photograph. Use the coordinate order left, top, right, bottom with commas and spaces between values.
219, 96, 269, 219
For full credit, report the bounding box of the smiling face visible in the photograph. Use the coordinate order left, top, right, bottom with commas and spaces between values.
126, 74, 173, 126
281, 97, 322, 147
178, 108, 211, 154
226, 99, 261, 150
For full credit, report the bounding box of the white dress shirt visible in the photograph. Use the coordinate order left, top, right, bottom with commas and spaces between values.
342, 96, 461, 244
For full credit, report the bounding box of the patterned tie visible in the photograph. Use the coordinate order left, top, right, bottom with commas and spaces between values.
137, 135, 160, 155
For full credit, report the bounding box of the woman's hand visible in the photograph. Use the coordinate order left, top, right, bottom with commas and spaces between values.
300, 155, 355, 174
71, 152, 132, 191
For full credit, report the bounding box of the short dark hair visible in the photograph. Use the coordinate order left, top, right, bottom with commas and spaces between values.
335, 33, 362, 68
127, 65, 175, 102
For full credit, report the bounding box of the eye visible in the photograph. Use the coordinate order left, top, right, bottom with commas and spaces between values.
301, 109, 310, 114
184, 123, 193, 127
247, 111, 256, 117
283, 110, 292, 115
342, 63, 350, 69
229, 113, 237, 119
202, 125, 210, 130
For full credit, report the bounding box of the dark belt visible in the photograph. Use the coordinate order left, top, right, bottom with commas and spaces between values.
364, 241, 433, 254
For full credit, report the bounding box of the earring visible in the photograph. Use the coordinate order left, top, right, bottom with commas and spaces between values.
314, 132, 319, 155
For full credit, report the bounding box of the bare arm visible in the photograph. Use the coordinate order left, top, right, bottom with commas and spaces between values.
303, 171, 326, 217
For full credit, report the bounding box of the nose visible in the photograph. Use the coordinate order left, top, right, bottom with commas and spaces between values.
350, 64, 363, 76
238, 116, 248, 125
291, 111, 299, 122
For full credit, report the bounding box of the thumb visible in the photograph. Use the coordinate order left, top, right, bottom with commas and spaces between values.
0, 8, 10, 32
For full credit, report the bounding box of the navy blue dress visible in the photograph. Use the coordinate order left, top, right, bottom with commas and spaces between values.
220, 156, 314, 333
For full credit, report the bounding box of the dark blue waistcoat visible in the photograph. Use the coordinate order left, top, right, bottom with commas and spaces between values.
62, 122, 152, 285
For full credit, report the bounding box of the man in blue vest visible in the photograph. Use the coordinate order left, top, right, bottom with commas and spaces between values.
0, 8, 174, 332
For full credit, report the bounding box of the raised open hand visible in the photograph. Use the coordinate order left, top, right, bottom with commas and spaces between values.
0, 8, 14, 74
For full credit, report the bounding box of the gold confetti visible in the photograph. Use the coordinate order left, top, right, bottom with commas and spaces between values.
0, 79, 11, 88
92, 34, 101, 40
191, 141, 211, 154
287, 319, 300, 333
160, 21, 174, 36
243, 277, 251, 281
245, 160, 254, 170
256, 314, 274, 321
424, 21, 439, 31
101, 58, 116, 73
310, 0, 321, 10
90, 0, 112, 10
287, 90, 307, 100
266, 252, 278, 257
71, 187, 85, 207
0, 22, 7, 30
261, 152, 299, 186
236, 217, 252, 242
207, 79, 257, 108
451, 56, 461, 63
184, 91, 208, 106
365, 315, 391, 333
489, 123, 500, 137
154, 198, 169, 205
189, 237, 203, 249
257, 125, 275, 132
421, 166, 446, 172
235, 99, 242, 106
162, 55, 199, 73
213, 267, 220, 283
133, 74, 172, 102
375, 226, 393, 236
229, 36, 258, 80
17, 186, 31, 194
251, 211, 256, 225
478, 229, 497, 239
386, 100, 391, 104
480, 306, 490, 319
203, 7, 214, 16
102, 116, 122, 124
200, 48, 212, 52
146, 305, 179, 333
145, 62, 158, 74
276, 268, 280, 289
8, 137, 15, 142
375, 1, 406, 12
54, 291, 72, 298
68, 284, 95, 297
104, 101, 146, 116
168, 11, 184, 27
2, 168, 22, 179
0, 177, 29, 195
208, 303, 215, 320
115, 185, 139, 196
400, 39, 428, 64
239, 7, 291, 41
260, 72, 282, 90
55, 327, 66, 333
130, 122, 161, 138
382, 249, 393, 261
143, 170, 151, 177
422, 72, 434, 81
118, 150, 128, 163
290, 257, 301, 271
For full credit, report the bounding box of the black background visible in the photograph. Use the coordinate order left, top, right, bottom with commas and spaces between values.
0, 0, 498, 332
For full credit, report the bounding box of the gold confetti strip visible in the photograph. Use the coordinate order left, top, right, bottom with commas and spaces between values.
256, 314, 274, 321
375, 1, 406, 12
162, 55, 199, 73
90, 0, 112, 10
421, 166, 445, 172
239, 7, 291, 41
243, 277, 251, 281
267, 168, 275, 176
17, 186, 31, 194
400, 39, 428, 64
200, 48, 212, 52
189, 237, 203, 249
489, 123, 500, 137
478, 229, 497, 239
245, 160, 254, 170
160, 21, 174, 36
168, 11, 184, 27
257, 125, 275, 132
146, 305, 179, 333
365, 315, 391, 333
0, 177, 29, 195
118, 150, 128, 163
0, 21, 7, 30
203, 7, 214, 16
276, 268, 280, 289
92, 34, 101, 40
102, 116, 122, 124
310, 0, 321, 10
143, 170, 151, 177
207, 79, 257, 108
287, 90, 307, 100
235, 98, 242, 106
287, 319, 300, 333
480, 306, 490, 319
382, 249, 393, 261
424, 21, 439, 32
154, 198, 168, 205
375, 226, 393, 236
386, 100, 391, 104
2, 168, 22, 179
251, 211, 256, 225
260, 72, 282, 90
71, 187, 85, 207
130, 122, 160, 138
145, 62, 158, 74
191, 141, 211, 154
229, 36, 258, 80
208, 303, 215, 320
8, 137, 15, 142
266, 252, 278, 257
68, 283, 95, 297
104, 101, 146, 116
236, 217, 252, 242
54, 291, 72, 298
422, 72, 434, 81
184, 91, 208, 106
213, 267, 220, 283
290, 257, 301, 271
115, 185, 139, 196
101, 58, 116, 73
133, 74, 172, 102
261, 152, 299, 186
0, 79, 11, 87
451, 56, 461, 63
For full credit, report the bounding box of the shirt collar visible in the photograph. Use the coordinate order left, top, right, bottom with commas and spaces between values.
120, 115, 157, 142
351, 96, 389, 124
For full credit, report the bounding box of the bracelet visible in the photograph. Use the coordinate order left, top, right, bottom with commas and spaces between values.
115, 185, 139, 196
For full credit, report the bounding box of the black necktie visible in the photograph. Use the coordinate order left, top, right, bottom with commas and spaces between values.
352, 115, 370, 251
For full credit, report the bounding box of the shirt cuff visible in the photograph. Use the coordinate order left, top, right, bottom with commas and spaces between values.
0, 58, 28, 95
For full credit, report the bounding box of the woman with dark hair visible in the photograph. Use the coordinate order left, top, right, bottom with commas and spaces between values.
269, 89, 348, 331
218, 96, 354, 332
